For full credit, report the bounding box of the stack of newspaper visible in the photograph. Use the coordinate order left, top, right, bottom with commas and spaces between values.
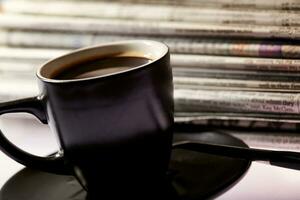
1, 0, 300, 149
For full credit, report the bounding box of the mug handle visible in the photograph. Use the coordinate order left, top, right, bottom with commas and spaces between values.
0, 96, 71, 175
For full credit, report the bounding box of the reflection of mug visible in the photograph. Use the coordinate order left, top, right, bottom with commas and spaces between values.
0, 41, 174, 199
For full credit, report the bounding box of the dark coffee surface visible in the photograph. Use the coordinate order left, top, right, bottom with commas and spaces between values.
53, 56, 151, 80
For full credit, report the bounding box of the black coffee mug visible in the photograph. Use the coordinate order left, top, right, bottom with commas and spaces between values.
0, 41, 173, 198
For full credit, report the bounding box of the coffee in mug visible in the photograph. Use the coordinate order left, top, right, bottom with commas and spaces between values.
53, 56, 152, 80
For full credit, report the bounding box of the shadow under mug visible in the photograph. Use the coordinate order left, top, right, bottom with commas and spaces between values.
0, 41, 174, 198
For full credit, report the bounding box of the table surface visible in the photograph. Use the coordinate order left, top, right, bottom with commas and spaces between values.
1, 114, 300, 199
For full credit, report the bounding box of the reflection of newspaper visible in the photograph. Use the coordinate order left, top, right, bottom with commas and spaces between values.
176, 130, 300, 151
2, 14, 300, 39
176, 112, 300, 121
2, 30, 300, 58
175, 89, 300, 115
175, 113, 300, 131
227, 130, 300, 151
3, 1, 300, 26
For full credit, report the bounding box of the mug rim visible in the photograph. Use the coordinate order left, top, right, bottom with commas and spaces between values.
37, 40, 169, 83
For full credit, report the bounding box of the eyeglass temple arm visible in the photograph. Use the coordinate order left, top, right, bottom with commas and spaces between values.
173, 141, 300, 171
